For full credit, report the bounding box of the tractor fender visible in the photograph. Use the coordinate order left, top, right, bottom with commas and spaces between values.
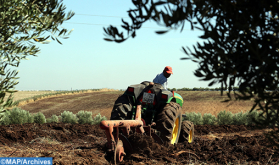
166, 93, 184, 107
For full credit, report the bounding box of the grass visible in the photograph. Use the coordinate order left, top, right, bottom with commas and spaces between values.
4, 88, 119, 107
5, 88, 119, 101
4, 90, 57, 101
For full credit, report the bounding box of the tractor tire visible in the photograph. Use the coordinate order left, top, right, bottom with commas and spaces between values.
179, 121, 194, 143
110, 94, 132, 120
155, 102, 182, 144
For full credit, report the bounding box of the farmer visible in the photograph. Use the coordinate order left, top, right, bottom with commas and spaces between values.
152, 66, 173, 90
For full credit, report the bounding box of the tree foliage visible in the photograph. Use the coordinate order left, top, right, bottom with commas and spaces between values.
0, 0, 74, 112
103, 0, 279, 155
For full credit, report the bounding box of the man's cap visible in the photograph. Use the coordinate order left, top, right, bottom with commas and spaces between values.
164, 66, 173, 74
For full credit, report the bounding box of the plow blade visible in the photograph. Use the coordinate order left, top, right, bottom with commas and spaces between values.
100, 105, 163, 163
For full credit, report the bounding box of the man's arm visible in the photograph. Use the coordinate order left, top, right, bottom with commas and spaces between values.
153, 74, 159, 83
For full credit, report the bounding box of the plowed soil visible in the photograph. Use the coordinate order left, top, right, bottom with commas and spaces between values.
2, 91, 276, 164
0, 124, 277, 164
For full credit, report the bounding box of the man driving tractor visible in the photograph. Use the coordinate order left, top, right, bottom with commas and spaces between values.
153, 66, 173, 90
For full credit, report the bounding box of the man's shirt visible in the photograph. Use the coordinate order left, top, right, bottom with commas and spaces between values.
153, 72, 168, 89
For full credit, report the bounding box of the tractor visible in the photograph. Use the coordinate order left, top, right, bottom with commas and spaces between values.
100, 81, 194, 163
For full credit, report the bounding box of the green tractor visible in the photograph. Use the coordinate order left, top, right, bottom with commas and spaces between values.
110, 81, 194, 144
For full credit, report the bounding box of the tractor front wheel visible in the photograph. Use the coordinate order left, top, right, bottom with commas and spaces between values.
155, 102, 182, 144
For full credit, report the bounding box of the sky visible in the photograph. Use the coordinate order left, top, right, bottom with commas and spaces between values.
15, 0, 220, 91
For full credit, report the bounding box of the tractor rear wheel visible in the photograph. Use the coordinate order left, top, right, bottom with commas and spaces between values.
179, 121, 194, 143
155, 102, 182, 144
110, 95, 132, 120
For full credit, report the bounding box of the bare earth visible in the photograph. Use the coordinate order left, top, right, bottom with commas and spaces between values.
0, 91, 276, 164
0, 123, 277, 164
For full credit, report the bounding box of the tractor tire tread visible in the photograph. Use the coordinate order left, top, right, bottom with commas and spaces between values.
155, 102, 182, 143
110, 95, 132, 120
179, 120, 195, 143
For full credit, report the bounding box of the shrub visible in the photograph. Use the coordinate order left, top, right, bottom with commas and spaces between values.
46, 118, 51, 123
0, 110, 11, 125
26, 112, 34, 123
58, 116, 62, 123
203, 113, 217, 125
61, 111, 77, 124
92, 113, 107, 125
33, 112, 46, 124
76, 111, 93, 124
49, 114, 59, 123
246, 110, 260, 125
232, 111, 247, 125
0, 108, 34, 125
184, 112, 203, 125
6, 108, 34, 125
9, 108, 27, 124
183, 112, 191, 121
217, 110, 234, 125
245, 110, 277, 126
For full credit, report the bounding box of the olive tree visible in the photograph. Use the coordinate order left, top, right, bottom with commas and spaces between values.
103, 0, 279, 155
0, 0, 74, 112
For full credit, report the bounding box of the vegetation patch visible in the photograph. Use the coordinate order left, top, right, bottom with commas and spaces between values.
183, 109, 262, 126
0, 108, 107, 125
76, 111, 94, 124
33, 112, 46, 124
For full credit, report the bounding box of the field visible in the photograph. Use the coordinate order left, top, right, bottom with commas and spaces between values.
0, 90, 277, 164
4, 90, 57, 101
17, 91, 255, 119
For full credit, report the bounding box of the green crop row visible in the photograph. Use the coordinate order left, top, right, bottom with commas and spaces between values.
1, 107, 273, 127
0, 108, 107, 125
183, 110, 266, 125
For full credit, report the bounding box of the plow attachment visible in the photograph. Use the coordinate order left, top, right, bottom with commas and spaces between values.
100, 105, 163, 164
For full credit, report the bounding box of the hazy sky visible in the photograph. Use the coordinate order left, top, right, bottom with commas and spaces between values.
15, 1, 220, 90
